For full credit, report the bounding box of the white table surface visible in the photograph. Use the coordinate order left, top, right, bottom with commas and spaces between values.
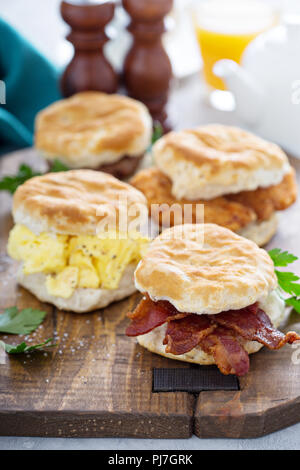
0, 0, 300, 450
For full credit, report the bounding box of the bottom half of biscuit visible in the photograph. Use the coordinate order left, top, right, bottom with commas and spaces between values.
17, 263, 137, 313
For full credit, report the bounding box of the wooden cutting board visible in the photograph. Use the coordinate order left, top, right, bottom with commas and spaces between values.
0, 150, 300, 439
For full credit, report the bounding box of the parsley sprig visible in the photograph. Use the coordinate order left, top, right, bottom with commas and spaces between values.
147, 122, 163, 153
152, 122, 163, 145
0, 159, 69, 194
0, 307, 47, 335
0, 307, 56, 357
50, 159, 69, 172
0, 164, 40, 194
0, 338, 56, 355
268, 248, 300, 313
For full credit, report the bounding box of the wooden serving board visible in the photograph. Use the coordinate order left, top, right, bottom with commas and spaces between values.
0, 150, 300, 439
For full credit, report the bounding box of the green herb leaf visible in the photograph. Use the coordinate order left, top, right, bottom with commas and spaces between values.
0, 158, 69, 195
285, 297, 300, 314
1, 338, 56, 354
151, 122, 163, 145
275, 270, 300, 296
0, 164, 41, 194
50, 159, 69, 172
269, 248, 300, 314
0, 307, 47, 335
268, 248, 298, 267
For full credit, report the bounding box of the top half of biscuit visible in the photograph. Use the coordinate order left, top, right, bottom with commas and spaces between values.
153, 124, 293, 200
35, 92, 153, 168
12, 170, 148, 236
135, 223, 277, 315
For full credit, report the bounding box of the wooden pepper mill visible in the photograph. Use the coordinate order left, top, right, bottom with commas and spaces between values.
122, 0, 173, 132
60, 0, 118, 97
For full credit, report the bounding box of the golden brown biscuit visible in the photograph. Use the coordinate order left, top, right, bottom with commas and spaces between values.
13, 170, 148, 236
135, 224, 277, 314
238, 214, 278, 247
153, 124, 291, 200
35, 92, 152, 169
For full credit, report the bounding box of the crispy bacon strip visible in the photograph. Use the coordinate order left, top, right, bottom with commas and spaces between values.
211, 304, 300, 349
126, 297, 300, 376
199, 327, 250, 376
125, 295, 189, 337
163, 315, 216, 355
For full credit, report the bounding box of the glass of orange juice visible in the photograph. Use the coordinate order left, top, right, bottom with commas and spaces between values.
193, 0, 278, 109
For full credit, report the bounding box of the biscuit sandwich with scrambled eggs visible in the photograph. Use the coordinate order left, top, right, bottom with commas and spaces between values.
126, 224, 300, 376
7, 170, 149, 312
131, 124, 297, 246
35, 92, 153, 179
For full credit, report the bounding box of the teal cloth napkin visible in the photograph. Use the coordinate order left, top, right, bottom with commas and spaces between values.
0, 19, 61, 154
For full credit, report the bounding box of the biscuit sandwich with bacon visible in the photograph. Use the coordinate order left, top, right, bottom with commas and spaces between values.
131, 124, 297, 246
126, 224, 300, 376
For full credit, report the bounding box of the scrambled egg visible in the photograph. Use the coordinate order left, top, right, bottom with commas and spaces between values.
7, 225, 148, 299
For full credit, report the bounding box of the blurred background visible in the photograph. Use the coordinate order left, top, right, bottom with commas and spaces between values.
0, 0, 294, 76
0, 0, 296, 75
1, 0, 300, 154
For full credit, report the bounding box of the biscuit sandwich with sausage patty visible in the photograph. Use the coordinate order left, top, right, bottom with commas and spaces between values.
35, 92, 153, 179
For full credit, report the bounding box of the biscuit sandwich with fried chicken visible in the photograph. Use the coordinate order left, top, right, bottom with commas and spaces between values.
131, 125, 297, 246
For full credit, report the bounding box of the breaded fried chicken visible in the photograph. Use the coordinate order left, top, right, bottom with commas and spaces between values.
131, 168, 256, 232
227, 169, 297, 221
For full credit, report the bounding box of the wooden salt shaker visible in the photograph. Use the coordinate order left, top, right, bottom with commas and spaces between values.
122, 0, 173, 132
60, 0, 118, 97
